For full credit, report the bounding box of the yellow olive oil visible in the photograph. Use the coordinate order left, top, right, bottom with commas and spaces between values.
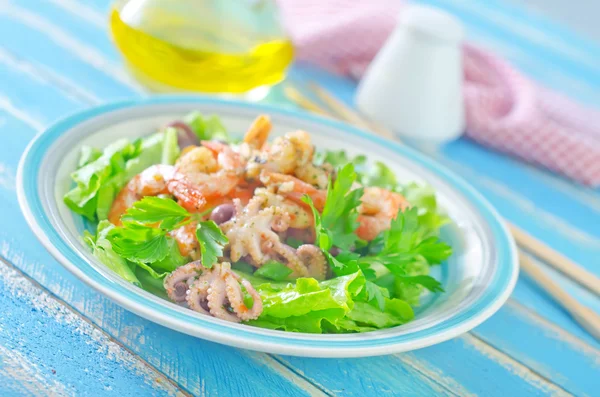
109, 6, 294, 94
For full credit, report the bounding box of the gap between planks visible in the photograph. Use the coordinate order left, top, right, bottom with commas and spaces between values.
0, 255, 192, 397
461, 333, 574, 396
504, 299, 600, 356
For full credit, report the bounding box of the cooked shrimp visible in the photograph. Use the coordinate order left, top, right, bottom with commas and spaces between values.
267, 130, 314, 174
169, 221, 199, 259
356, 187, 410, 241
108, 165, 206, 225
260, 170, 327, 212
166, 140, 245, 206
293, 163, 330, 189
243, 114, 271, 150
175, 146, 218, 175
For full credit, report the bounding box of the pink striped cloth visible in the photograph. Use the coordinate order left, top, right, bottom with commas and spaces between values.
278, 0, 600, 187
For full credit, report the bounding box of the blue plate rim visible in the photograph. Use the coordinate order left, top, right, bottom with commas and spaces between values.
17, 95, 519, 357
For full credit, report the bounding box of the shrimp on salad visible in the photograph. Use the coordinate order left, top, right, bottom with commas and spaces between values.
67, 111, 453, 332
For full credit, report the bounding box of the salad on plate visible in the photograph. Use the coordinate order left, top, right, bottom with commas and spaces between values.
64, 112, 452, 334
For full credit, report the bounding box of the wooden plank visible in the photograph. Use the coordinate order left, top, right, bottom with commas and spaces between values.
278, 334, 572, 397
0, 4, 139, 100
0, 2, 596, 392
473, 302, 599, 396
0, 258, 186, 397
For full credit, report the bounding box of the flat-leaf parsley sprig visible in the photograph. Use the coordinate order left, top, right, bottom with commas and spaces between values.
108, 196, 228, 268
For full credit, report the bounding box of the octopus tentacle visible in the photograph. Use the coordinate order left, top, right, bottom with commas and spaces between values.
186, 280, 211, 315
163, 260, 203, 302
207, 277, 240, 323
297, 244, 327, 280
268, 237, 309, 277
221, 196, 291, 267
170, 261, 264, 323
225, 274, 263, 321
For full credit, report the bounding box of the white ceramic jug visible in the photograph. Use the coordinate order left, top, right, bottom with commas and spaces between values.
355, 5, 465, 143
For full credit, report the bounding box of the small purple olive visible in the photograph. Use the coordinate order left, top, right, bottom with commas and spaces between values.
329, 247, 341, 256
287, 228, 316, 244
210, 204, 235, 225
166, 121, 199, 149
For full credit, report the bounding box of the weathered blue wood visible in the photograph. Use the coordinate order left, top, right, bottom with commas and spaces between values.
1, 0, 599, 395
512, 277, 600, 347
473, 302, 600, 397
279, 334, 569, 397
0, 259, 184, 397
0, 62, 85, 124
0, 7, 137, 100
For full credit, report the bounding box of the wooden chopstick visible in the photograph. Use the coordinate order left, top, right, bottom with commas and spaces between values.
509, 223, 600, 296
519, 252, 600, 340
283, 86, 330, 117
297, 82, 600, 294
308, 83, 397, 140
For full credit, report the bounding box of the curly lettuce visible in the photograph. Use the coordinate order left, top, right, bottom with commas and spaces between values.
64, 128, 180, 221
243, 271, 414, 333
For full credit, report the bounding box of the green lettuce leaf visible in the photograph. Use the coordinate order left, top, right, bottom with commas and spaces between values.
64, 131, 175, 221
345, 298, 414, 328
184, 112, 229, 141
135, 267, 168, 299
246, 272, 364, 333
363, 161, 398, 190
254, 261, 293, 281
161, 127, 181, 165
401, 183, 450, 234
85, 220, 140, 286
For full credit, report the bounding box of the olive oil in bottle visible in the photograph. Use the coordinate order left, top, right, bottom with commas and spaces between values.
110, 0, 294, 95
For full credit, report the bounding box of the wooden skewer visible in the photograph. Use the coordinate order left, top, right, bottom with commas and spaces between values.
297, 81, 600, 295
519, 252, 600, 340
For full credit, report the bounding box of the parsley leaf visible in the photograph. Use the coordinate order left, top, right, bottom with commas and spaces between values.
107, 198, 192, 267
359, 208, 452, 293
108, 223, 171, 264
195, 221, 228, 268
322, 164, 364, 250
302, 163, 363, 252
365, 281, 389, 311
396, 275, 444, 293
121, 196, 190, 229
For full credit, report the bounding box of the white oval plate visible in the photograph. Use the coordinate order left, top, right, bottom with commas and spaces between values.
17, 96, 518, 357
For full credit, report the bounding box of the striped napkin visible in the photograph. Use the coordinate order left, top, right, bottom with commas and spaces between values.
278, 0, 600, 186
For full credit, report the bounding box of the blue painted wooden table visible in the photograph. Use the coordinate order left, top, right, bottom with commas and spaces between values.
0, 1, 598, 395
